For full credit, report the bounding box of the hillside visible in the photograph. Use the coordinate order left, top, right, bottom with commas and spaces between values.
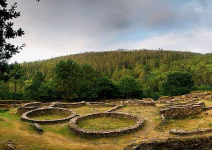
1, 49, 212, 101
22, 49, 201, 78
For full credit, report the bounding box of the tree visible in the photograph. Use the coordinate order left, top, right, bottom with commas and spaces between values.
94, 77, 118, 99
10, 62, 24, 99
162, 72, 194, 96
0, 0, 25, 83
0, 81, 10, 99
55, 59, 81, 100
0, 62, 10, 81
0, 0, 25, 63
38, 80, 58, 101
26, 71, 45, 100
77, 64, 99, 100
118, 76, 142, 98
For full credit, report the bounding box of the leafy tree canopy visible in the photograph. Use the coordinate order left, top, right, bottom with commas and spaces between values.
162, 72, 194, 96
119, 76, 141, 98
0, 0, 25, 63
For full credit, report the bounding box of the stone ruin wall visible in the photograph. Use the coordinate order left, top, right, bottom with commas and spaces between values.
157, 92, 212, 104
160, 104, 204, 118
0, 100, 32, 104
53, 101, 86, 108
69, 112, 145, 138
21, 107, 76, 124
125, 98, 156, 107
17, 102, 42, 114
52, 99, 156, 108
106, 105, 124, 112
25, 108, 71, 117
169, 128, 212, 135
123, 136, 212, 150
0, 100, 32, 109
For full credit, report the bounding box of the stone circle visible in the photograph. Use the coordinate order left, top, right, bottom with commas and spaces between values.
68, 112, 145, 138
21, 107, 77, 124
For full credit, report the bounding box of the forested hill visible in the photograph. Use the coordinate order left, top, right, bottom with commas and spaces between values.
3, 49, 211, 101
22, 49, 201, 78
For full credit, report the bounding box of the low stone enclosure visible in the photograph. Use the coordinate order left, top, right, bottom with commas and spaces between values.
6, 92, 212, 149
21, 107, 77, 124
54, 99, 155, 108
169, 128, 212, 135
0, 100, 31, 109
0, 100, 31, 104
18, 99, 156, 115
18, 102, 56, 114
157, 92, 212, 104
18, 102, 43, 114
68, 112, 145, 138
125, 98, 156, 106
159, 102, 205, 118
123, 136, 212, 150
53, 101, 86, 108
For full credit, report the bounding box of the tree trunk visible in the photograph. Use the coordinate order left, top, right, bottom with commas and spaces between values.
12, 80, 17, 100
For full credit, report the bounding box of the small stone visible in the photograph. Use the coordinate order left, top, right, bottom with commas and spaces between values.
160, 114, 166, 123
6, 140, 15, 150
30, 123, 43, 132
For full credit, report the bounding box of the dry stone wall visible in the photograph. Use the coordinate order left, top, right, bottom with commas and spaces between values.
105, 105, 124, 112
69, 112, 145, 138
0, 100, 32, 108
86, 102, 108, 107
0, 100, 31, 104
53, 99, 156, 108
160, 104, 204, 118
125, 99, 156, 107
18, 102, 42, 114
0, 104, 11, 108
169, 128, 212, 135
203, 106, 212, 111
123, 136, 212, 150
21, 107, 76, 124
53, 101, 85, 108
157, 92, 212, 104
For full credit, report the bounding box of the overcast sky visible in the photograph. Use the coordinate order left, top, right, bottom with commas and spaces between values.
7, 0, 212, 63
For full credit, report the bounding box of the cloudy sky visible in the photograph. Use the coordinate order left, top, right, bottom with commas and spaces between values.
7, 0, 212, 63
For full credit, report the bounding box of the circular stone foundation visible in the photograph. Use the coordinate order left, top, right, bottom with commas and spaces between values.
69, 112, 145, 138
21, 107, 77, 124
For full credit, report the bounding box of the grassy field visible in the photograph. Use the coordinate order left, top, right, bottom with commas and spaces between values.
156, 110, 212, 131
1, 102, 212, 150
77, 116, 136, 131
70, 106, 113, 115
31, 114, 70, 120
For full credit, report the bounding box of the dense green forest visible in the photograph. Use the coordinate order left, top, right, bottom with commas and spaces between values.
1, 49, 212, 101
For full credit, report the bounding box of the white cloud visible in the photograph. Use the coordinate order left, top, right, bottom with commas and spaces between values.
129, 28, 212, 54
6, 0, 212, 63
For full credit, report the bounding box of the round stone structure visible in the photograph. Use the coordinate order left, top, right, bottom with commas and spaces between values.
21, 107, 77, 124
69, 112, 145, 138
18, 102, 42, 114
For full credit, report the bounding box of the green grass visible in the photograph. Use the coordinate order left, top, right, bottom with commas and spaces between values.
42, 123, 71, 136
71, 106, 114, 115
4, 102, 212, 150
0, 109, 19, 120
31, 114, 69, 120
77, 116, 136, 131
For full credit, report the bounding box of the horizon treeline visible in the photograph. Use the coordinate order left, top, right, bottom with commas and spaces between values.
1, 49, 212, 101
